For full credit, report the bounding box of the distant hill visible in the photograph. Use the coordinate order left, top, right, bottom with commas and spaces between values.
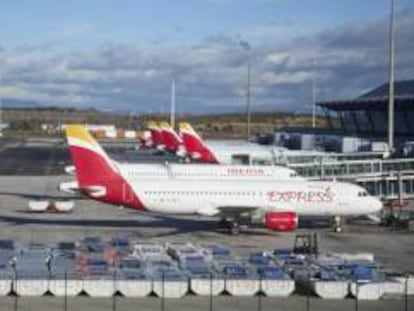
2, 107, 329, 138
0, 98, 40, 109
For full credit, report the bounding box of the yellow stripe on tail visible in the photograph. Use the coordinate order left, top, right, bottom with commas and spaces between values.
65, 124, 98, 146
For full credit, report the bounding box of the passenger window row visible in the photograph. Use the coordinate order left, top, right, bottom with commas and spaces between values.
144, 191, 265, 196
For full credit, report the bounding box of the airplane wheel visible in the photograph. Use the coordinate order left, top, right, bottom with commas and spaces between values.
332, 215, 343, 233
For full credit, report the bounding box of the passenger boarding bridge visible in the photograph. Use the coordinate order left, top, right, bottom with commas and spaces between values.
288, 158, 414, 201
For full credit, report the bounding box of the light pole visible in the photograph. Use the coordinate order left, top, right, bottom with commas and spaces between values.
0, 74, 2, 136
240, 41, 251, 141
311, 61, 317, 128
388, 0, 396, 153
170, 79, 176, 130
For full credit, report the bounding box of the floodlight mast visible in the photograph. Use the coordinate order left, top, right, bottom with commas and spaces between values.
240, 41, 251, 141
170, 79, 176, 130
387, 0, 395, 153
311, 61, 317, 129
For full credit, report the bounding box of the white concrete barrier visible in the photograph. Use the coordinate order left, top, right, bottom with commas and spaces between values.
48, 279, 83, 297
0, 279, 11, 296
190, 278, 225, 296
116, 279, 152, 297
14, 279, 49, 296
390, 275, 414, 295
312, 281, 349, 299
82, 279, 115, 297
350, 282, 384, 300
261, 279, 295, 297
382, 280, 405, 297
152, 280, 188, 298
225, 279, 260, 296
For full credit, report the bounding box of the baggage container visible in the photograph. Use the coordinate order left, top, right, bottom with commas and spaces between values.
221, 263, 260, 296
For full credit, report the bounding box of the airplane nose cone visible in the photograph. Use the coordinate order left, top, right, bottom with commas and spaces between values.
370, 197, 383, 213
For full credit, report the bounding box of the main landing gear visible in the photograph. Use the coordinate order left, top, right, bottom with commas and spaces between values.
332, 215, 343, 233
218, 218, 241, 235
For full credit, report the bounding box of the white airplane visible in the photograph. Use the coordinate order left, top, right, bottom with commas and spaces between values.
178, 122, 326, 165
60, 137, 303, 194
65, 124, 382, 234
59, 162, 303, 193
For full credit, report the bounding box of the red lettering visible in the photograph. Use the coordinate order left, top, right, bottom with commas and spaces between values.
268, 190, 335, 203
297, 191, 307, 202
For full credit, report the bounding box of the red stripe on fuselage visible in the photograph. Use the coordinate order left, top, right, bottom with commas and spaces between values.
69, 145, 146, 211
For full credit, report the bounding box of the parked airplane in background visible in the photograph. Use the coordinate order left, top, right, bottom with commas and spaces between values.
179, 122, 327, 165
60, 126, 303, 193
147, 122, 165, 151
179, 122, 278, 164
65, 124, 382, 234
159, 122, 185, 156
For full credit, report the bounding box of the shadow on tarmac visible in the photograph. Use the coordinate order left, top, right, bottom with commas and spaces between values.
0, 191, 79, 201
0, 210, 336, 237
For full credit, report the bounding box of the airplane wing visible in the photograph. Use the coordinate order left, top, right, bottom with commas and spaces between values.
196, 205, 259, 217
217, 206, 259, 217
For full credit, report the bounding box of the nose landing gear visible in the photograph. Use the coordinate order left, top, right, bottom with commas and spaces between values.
332, 215, 343, 233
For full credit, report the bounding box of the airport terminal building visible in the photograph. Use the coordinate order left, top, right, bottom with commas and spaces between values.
318, 80, 414, 141
273, 80, 414, 154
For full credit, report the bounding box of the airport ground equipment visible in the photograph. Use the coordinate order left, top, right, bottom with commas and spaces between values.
293, 233, 319, 256
0, 237, 411, 300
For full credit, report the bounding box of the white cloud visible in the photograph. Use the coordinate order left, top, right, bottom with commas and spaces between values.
0, 9, 413, 113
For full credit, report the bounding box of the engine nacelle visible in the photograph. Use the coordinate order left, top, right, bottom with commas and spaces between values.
265, 211, 298, 232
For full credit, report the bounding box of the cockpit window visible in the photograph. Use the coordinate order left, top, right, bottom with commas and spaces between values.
358, 191, 368, 197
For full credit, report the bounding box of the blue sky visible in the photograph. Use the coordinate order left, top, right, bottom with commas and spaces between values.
0, 0, 413, 113
1, 0, 412, 48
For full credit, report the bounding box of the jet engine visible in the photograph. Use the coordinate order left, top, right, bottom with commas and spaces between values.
264, 211, 298, 231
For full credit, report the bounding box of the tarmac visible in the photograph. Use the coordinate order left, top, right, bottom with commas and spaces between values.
0, 137, 413, 310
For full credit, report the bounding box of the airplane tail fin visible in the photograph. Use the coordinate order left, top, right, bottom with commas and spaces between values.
65, 124, 144, 209
147, 121, 165, 150
178, 122, 204, 153
159, 121, 183, 153
65, 124, 119, 188
179, 122, 219, 163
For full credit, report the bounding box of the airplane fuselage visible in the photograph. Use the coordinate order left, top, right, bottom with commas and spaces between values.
91, 173, 381, 217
